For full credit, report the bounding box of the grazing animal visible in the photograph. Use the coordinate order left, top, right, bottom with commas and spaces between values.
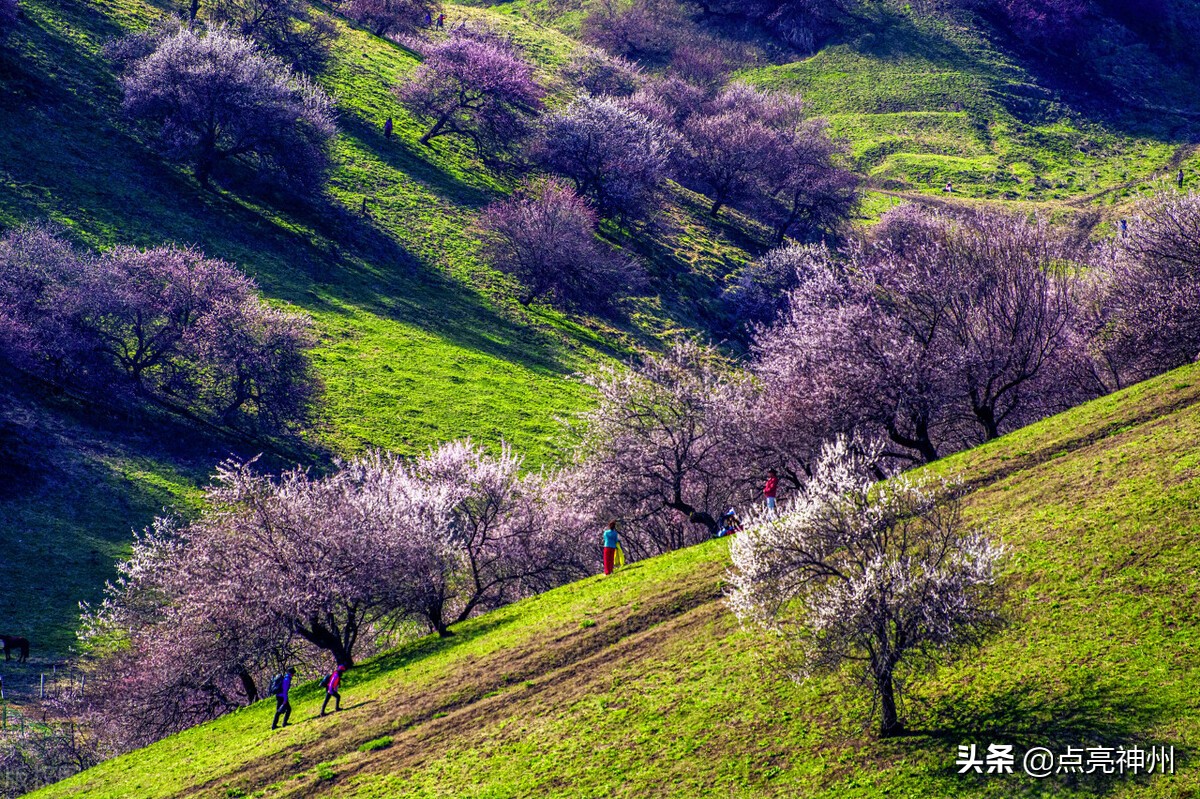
0, 635, 29, 663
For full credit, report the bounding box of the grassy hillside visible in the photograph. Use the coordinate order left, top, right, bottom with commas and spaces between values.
0, 0, 751, 656
34, 361, 1200, 798
1, 0, 1195, 663
480, 0, 1198, 210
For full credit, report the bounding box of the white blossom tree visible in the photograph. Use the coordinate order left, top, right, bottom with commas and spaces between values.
727, 437, 1007, 737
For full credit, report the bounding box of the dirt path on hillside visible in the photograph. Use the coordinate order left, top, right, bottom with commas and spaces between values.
172, 573, 727, 799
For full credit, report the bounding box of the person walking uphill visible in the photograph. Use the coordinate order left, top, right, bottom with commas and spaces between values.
321, 664, 347, 716
602, 520, 620, 576
764, 469, 779, 513
270, 667, 296, 730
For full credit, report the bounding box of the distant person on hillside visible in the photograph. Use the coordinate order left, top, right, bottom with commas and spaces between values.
436, 12, 444, 28
1179, 169, 1185, 189
764, 469, 779, 513
321, 663, 347, 716
943, 182, 953, 193
602, 520, 620, 576
384, 117, 393, 139
270, 667, 296, 730
424, 10, 432, 26
1120, 218, 1128, 237
717, 508, 742, 537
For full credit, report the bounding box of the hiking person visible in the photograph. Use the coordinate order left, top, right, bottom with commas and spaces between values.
321, 664, 347, 716
717, 508, 742, 537
424, 10, 431, 26
1179, 169, 1185, 189
436, 12, 444, 28
270, 667, 295, 730
602, 520, 620, 576
384, 117, 393, 139
1120, 218, 1128, 237
764, 469, 779, 513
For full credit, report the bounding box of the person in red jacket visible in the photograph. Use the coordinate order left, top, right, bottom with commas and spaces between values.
321, 663, 347, 716
764, 469, 779, 513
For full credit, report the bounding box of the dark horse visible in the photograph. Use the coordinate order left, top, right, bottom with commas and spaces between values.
0, 635, 28, 663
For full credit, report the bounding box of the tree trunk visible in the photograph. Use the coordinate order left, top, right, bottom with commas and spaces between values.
296, 618, 355, 667
974, 404, 1001, 441
189, 0, 199, 21
238, 668, 258, 705
419, 114, 451, 146
886, 419, 938, 464
709, 198, 724, 217
878, 671, 901, 737
428, 602, 454, 637
195, 154, 214, 190
667, 497, 719, 537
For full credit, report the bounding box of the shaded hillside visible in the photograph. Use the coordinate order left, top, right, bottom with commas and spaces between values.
0, 0, 755, 656
33, 362, 1200, 798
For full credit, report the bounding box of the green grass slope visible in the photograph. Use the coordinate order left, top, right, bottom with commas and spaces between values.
0, 0, 597, 657
742, 10, 1197, 209
35, 362, 1200, 798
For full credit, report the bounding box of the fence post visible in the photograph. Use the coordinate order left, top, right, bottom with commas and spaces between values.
39, 673, 44, 699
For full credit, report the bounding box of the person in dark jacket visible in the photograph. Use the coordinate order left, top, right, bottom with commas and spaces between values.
271, 667, 295, 730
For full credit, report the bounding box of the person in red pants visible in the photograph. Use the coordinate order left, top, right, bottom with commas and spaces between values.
602, 520, 620, 575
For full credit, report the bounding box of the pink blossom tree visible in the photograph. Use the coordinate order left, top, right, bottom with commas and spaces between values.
560, 47, 644, 97
408, 440, 592, 634
678, 82, 803, 217
752, 207, 1082, 469
573, 342, 757, 557
1081, 191, 1200, 388
933, 210, 1079, 439
0, 225, 101, 388
121, 26, 337, 189
204, 0, 337, 71
759, 119, 859, 244
723, 242, 827, 330
476, 177, 635, 309
0, 229, 320, 434
341, 0, 439, 38
397, 29, 544, 159
536, 94, 672, 219
728, 437, 1007, 737
80, 442, 592, 745
581, 0, 682, 61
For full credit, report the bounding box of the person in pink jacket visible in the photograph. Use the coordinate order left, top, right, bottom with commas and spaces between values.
321, 663, 347, 716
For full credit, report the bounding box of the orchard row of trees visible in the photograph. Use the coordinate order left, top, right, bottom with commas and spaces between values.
111, 25, 338, 191
81, 442, 592, 749
395, 27, 858, 309
178, 0, 441, 72
575, 192, 1200, 556
0, 226, 319, 435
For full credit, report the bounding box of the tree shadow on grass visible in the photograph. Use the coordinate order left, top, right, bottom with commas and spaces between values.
352, 614, 520, 683
895, 677, 1188, 796
338, 112, 496, 211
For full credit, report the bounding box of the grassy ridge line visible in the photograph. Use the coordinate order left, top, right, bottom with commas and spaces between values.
35, 362, 1200, 798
